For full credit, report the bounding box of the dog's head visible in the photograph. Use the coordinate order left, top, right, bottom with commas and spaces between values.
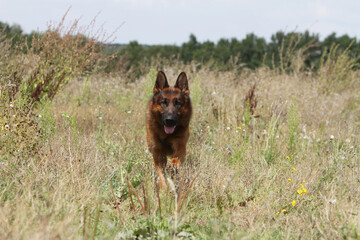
152, 71, 191, 134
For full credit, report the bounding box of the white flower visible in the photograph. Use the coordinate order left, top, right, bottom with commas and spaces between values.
98, 116, 103, 120
330, 135, 334, 140
226, 127, 230, 131
38, 115, 42, 118
345, 139, 350, 143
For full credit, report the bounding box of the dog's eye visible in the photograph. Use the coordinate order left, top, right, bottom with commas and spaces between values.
174, 99, 182, 106
160, 99, 168, 107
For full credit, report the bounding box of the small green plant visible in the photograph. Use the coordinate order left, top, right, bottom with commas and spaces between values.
191, 76, 202, 107
62, 112, 79, 146
263, 115, 280, 164
76, 77, 92, 106
228, 144, 244, 165
38, 100, 56, 141
142, 68, 157, 103
228, 126, 248, 165
288, 100, 300, 154
243, 99, 251, 127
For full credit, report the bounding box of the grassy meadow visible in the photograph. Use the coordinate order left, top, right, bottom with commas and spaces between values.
1, 21, 360, 239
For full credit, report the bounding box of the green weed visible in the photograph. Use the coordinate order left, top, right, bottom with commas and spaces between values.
287, 99, 300, 154
263, 115, 280, 164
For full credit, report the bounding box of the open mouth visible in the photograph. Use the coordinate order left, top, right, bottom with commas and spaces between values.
164, 125, 176, 134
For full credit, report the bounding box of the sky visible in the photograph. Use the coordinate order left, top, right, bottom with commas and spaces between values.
1, 0, 360, 45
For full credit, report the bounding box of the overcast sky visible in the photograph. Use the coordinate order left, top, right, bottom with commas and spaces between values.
1, 0, 359, 45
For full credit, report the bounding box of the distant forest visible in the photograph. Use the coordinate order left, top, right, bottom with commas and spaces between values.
2, 21, 360, 76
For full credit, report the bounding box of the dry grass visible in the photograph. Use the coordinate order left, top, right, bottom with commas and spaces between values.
1, 61, 359, 239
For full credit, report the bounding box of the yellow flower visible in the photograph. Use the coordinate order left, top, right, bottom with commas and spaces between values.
286, 156, 290, 159
238, 126, 242, 130
276, 211, 280, 215
288, 178, 292, 182
297, 183, 307, 196
292, 200, 296, 206
292, 167, 297, 172
282, 209, 286, 212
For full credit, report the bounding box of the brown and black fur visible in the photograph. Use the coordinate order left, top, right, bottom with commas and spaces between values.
146, 71, 192, 189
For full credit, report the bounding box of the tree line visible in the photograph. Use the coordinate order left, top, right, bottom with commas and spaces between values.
107, 32, 360, 74
2, 21, 360, 75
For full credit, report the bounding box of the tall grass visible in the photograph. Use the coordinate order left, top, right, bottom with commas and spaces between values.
319, 41, 359, 93
1, 22, 360, 239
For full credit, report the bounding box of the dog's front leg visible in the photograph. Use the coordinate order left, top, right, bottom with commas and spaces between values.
170, 142, 186, 170
152, 152, 167, 189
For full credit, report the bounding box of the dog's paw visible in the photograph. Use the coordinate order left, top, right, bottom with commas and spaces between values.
166, 157, 180, 177
170, 157, 181, 169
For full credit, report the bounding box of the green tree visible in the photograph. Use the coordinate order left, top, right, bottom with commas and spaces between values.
240, 33, 266, 69
181, 34, 200, 63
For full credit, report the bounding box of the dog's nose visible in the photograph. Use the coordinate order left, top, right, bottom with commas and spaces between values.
164, 118, 176, 126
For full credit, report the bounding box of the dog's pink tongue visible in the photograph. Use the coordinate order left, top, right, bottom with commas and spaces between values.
164, 126, 176, 134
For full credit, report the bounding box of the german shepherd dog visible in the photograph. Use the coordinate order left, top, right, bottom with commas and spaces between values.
146, 71, 192, 189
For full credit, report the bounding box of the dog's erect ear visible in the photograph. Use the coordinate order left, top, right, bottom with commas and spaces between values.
154, 71, 169, 94
175, 72, 189, 95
